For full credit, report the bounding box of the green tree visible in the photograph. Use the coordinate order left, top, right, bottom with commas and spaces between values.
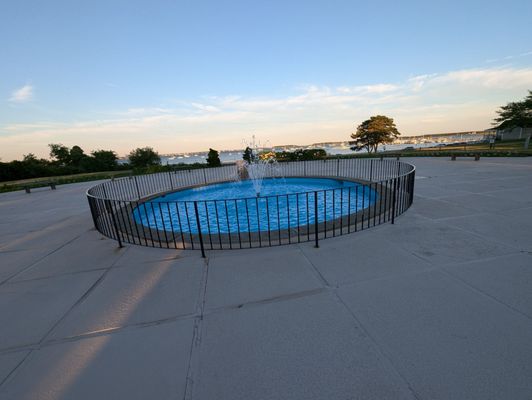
22, 153, 38, 163
242, 146, 254, 163
69, 145, 87, 167
350, 115, 400, 153
91, 150, 118, 170
206, 148, 221, 167
49, 144, 71, 165
18, 154, 51, 178
128, 147, 161, 168
494, 90, 532, 129
274, 149, 327, 161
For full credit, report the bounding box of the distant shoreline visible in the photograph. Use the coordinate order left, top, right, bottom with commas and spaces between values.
117, 132, 489, 165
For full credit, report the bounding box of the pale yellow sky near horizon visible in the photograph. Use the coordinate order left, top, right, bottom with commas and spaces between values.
2, 66, 531, 161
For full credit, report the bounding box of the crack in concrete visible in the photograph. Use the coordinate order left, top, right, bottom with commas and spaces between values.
203, 287, 327, 316
183, 255, 210, 400
0, 312, 198, 356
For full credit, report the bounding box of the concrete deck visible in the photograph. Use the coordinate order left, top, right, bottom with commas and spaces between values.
1, 157, 531, 400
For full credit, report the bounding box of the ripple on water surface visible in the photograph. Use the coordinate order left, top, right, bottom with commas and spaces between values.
133, 177, 378, 233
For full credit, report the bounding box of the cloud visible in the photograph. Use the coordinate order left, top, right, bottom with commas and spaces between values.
2, 66, 532, 160
191, 103, 221, 113
430, 67, 532, 89
337, 83, 399, 94
485, 50, 532, 63
9, 84, 34, 103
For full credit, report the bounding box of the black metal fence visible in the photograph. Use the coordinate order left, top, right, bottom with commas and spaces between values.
87, 158, 415, 256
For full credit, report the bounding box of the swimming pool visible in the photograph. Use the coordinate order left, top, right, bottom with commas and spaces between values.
133, 177, 378, 234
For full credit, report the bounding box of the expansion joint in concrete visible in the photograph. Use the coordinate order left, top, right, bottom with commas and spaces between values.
183, 256, 210, 400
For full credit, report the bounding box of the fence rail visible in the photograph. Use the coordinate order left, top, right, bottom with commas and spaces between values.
87, 158, 415, 256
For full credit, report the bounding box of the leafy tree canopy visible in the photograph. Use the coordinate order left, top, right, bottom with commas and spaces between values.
242, 146, 254, 163
91, 150, 118, 170
350, 115, 400, 153
274, 149, 326, 162
23, 153, 39, 163
493, 90, 532, 130
128, 147, 161, 168
206, 148, 221, 167
1, 144, 121, 182
69, 145, 87, 167
49, 143, 71, 165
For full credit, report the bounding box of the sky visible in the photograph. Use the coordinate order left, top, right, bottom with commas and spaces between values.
1, 0, 532, 161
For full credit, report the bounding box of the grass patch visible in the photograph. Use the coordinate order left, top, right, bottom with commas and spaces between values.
0, 170, 133, 193
331, 139, 532, 159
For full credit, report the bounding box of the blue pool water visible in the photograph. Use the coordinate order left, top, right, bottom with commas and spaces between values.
133, 177, 377, 234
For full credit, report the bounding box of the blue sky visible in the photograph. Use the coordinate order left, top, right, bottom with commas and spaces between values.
1, 0, 532, 160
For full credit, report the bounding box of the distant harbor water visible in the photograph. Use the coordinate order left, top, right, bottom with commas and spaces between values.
157, 142, 442, 165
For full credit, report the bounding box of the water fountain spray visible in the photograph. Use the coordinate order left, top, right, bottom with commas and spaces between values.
241, 135, 279, 197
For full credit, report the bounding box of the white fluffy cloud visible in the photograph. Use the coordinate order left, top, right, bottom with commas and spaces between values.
2, 66, 532, 160
9, 84, 34, 103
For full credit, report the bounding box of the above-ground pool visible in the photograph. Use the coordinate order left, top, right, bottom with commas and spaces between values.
133, 177, 378, 234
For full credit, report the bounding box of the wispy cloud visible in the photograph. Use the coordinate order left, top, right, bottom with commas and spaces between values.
336, 83, 399, 94
9, 84, 34, 103
2, 66, 532, 160
485, 50, 532, 63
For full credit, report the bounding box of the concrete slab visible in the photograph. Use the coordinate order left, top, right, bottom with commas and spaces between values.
0, 271, 104, 350
0, 351, 28, 385
480, 186, 532, 207
1, 158, 532, 399
49, 256, 204, 339
0, 249, 51, 283
11, 232, 124, 282
411, 183, 471, 199
0, 215, 92, 253
195, 291, 416, 400
112, 241, 198, 267
337, 270, 532, 400
439, 213, 532, 251
443, 253, 532, 319
496, 205, 532, 217
410, 196, 480, 220
369, 214, 517, 265
298, 231, 432, 286
205, 245, 322, 309
439, 192, 531, 213
442, 179, 522, 194
0, 319, 194, 400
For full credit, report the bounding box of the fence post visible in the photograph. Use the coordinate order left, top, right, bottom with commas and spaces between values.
314, 191, 319, 248
391, 178, 397, 224
106, 199, 123, 248
410, 170, 416, 206
168, 171, 173, 190
203, 168, 207, 184
133, 176, 141, 200
336, 157, 340, 177
194, 201, 206, 258
87, 197, 99, 229
370, 159, 373, 181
